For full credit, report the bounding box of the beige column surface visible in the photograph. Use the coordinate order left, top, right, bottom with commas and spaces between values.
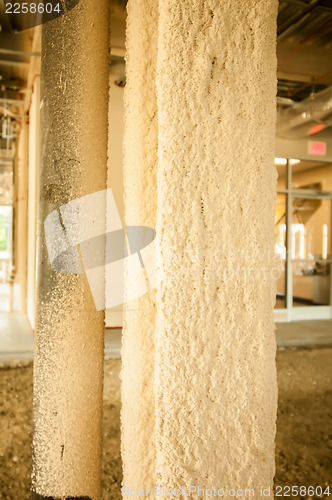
16, 121, 29, 314
32, 1, 109, 498
121, 0, 159, 490
27, 76, 40, 328
123, 0, 278, 497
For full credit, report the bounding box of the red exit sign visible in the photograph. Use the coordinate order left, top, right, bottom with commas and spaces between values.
308, 141, 327, 156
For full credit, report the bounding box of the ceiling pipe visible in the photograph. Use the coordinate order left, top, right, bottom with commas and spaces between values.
288, 69, 332, 98
276, 85, 332, 139
277, 0, 322, 41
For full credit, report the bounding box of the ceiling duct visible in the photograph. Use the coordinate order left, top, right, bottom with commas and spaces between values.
276, 85, 332, 139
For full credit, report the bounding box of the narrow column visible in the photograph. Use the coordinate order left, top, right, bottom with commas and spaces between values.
16, 120, 29, 313
121, 0, 159, 489
32, 1, 109, 498
27, 76, 40, 328
155, 0, 278, 496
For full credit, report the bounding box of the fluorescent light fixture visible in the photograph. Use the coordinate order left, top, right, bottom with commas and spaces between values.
275, 158, 287, 165
274, 158, 300, 166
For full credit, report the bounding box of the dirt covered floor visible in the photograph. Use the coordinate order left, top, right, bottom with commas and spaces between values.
0, 348, 331, 499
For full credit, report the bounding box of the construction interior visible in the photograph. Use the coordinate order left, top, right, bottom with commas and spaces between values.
0, 0, 331, 499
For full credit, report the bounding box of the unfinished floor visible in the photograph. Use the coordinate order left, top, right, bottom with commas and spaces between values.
0, 347, 331, 499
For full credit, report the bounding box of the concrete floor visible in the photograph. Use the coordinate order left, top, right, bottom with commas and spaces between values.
0, 312, 331, 362
0, 283, 21, 313
0, 312, 34, 362
276, 320, 332, 348
0, 312, 122, 362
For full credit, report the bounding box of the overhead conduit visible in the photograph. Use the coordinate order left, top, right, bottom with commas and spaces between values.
276, 85, 332, 139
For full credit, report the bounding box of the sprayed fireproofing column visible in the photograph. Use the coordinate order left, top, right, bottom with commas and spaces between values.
121, 0, 159, 489
123, 0, 279, 495
32, 1, 109, 498
154, 0, 278, 495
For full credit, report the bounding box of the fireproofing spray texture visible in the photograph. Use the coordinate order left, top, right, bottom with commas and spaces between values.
32, 0, 109, 498
154, 0, 278, 496
120, 0, 159, 490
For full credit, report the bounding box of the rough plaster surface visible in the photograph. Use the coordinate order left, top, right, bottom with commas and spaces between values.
123, 0, 278, 497
154, 0, 278, 495
32, 1, 109, 498
121, 0, 159, 489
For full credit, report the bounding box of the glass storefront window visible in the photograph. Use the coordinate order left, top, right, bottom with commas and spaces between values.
274, 158, 332, 318
292, 197, 330, 307
292, 160, 332, 191
275, 193, 286, 309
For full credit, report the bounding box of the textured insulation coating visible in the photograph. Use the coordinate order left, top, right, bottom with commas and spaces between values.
154, 0, 278, 496
121, 0, 159, 489
32, 1, 109, 498
123, 0, 279, 494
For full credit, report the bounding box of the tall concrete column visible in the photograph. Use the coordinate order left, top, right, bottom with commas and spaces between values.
27, 76, 40, 328
32, 1, 109, 498
123, 0, 278, 496
155, 0, 278, 495
121, 0, 159, 489
16, 120, 29, 314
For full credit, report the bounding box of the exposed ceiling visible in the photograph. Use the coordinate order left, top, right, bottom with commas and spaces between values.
0, 0, 331, 133
0, 15, 36, 110
277, 0, 332, 102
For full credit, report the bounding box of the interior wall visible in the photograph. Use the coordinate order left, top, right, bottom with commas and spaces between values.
106, 72, 125, 328
107, 77, 125, 223
276, 162, 332, 305
292, 162, 332, 191
15, 122, 29, 314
